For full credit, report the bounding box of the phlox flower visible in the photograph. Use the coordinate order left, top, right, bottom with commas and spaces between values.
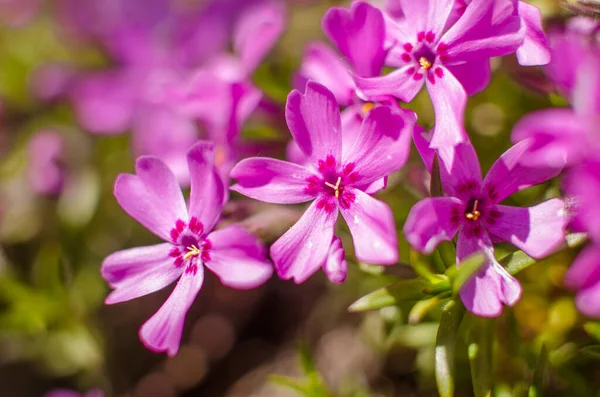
231, 81, 415, 284
354, 0, 545, 148
101, 141, 273, 356
27, 130, 66, 197
404, 130, 566, 317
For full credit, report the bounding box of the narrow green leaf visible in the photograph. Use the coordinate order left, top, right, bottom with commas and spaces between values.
430, 153, 443, 197
449, 253, 485, 294
530, 344, 548, 396
435, 300, 465, 397
409, 296, 440, 324
437, 241, 457, 269
348, 278, 429, 312
268, 375, 309, 395
580, 345, 600, 360
409, 249, 437, 282
468, 317, 494, 397
501, 250, 536, 275
298, 341, 316, 375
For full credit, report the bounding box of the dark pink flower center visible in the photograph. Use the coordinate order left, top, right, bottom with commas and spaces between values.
169, 216, 211, 275
449, 195, 503, 238
304, 154, 359, 213
400, 31, 450, 85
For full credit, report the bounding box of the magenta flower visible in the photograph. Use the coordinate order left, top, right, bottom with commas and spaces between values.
101, 141, 272, 356
231, 81, 415, 283
354, 0, 533, 147
27, 130, 66, 197
404, 130, 566, 317
43, 389, 103, 397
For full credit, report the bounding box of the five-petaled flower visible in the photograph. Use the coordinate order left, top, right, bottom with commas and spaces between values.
404, 130, 566, 317
231, 81, 415, 283
101, 141, 273, 356
354, 0, 546, 148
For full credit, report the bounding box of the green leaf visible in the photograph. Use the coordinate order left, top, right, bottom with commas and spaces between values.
408, 296, 440, 325
501, 250, 536, 275
583, 322, 600, 342
298, 341, 316, 375
447, 252, 485, 294
348, 278, 429, 312
435, 300, 465, 397
430, 153, 443, 197
409, 249, 437, 282
468, 317, 494, 397
269, 375, 310, 395
529, 344, 548, 397
437, 241, 456, 269
580, 345, 600, 360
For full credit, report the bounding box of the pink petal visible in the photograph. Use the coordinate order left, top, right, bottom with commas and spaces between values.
233, 1, 286, 74
575, 281, 600, 318
296, 42, 355, 106
573, 54, 600, 118
564, 163, 600, 241
340, 105, 364, 151
322, 236, 348, 284
114, 157, 188, 241
457, 229, 522, 317
230, 158, 317, 204
205, 225, 273, 289
353, 66, 424, 102
482, 139, 564, 204
441, 0, 522, 63
397, 0, 454, 36
102, 244, 183, 304
270, 199, 338, 283
285, 81, 343, 162
564, 243, 600, 290
187, 141, 225, 232
322, 2, 387, 78
510, 109, 588, 168
427, 66, 468, 148
70, 71, 136, 135
486, 199, 566, 259
413, 125, 435, 172
403, 197, 463, 254
445, 59, 491, 96
515, 1, 550, 66
139, 266, 204, 357
343, 105, 415, 186
340, 188, 398, 265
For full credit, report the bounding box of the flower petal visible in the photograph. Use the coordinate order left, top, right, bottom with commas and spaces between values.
285, 81, 343, 162
515, 1, 550, 66
575, 282, 600, 318
564, 243, 600, 290
187, 141, 225, 232
510, 109, 588, 168
230, 158, 317, 204
322, 236, 348, 284
270, 199, 338, 283
486, 199, 566, 259
296, 42, 355, 106
139, 265, 204, 357
564, 162, 600, 241
397, 0, 454, 36
403, 197, 463, 254
114, 157, 188, 241
353, 66, 424, 102
457, 229, 522, 317
343, 105, 415, 186
573, 54, 600, 117
322, 2, 387, 77
445, 59, 491, 95
102, 244, 183, 304
340, 188, 398, 265
427, 66, 468, 148
205, 224, 273, 289
482, 139, 563, 204
441, 0, 522, 63
233, 1, 285, 74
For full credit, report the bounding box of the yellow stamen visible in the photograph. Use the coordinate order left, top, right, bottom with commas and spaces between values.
361, 102, 375, 114
419, 57, 432, 70
465, 200, 481, 221
215, 146, 226, 166
183, 245, 201, 260
324, 176, 342, 199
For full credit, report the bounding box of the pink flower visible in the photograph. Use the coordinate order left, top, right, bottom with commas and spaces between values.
231, 81, 415, 283
27, 130, 66, 197
404, 130, 566, 317
102, 141, 273, 356
43, 389, 103, 397
354, 0, 539, 148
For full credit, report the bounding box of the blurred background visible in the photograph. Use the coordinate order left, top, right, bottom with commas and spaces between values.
0, 0, 598, 396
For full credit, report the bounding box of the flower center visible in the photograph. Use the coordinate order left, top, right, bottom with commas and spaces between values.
361, 102, 375, 114
465, 199, 481, 221
183, 245, 201, 260
324, 176, 342, 198
419, 56, 432, 70
168, 217, 212, 273
398, 31, 450, 84
304, 155, 359, 213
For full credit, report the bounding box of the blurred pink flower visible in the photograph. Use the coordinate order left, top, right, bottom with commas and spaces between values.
102, 141, 272, 356
27, 130, 66, 197
43, 389, 103, 397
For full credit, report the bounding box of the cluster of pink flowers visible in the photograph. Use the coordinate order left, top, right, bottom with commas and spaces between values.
80, 0, 599, 358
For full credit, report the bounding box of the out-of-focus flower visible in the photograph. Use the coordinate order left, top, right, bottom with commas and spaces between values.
27, 130, 66, 197
0, 0, 41, 27
43, 389, 104, 397
404, 131, 566, 317
231, 82, 415, 283
354, 0, 545, 148
101, 142, 272, 356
